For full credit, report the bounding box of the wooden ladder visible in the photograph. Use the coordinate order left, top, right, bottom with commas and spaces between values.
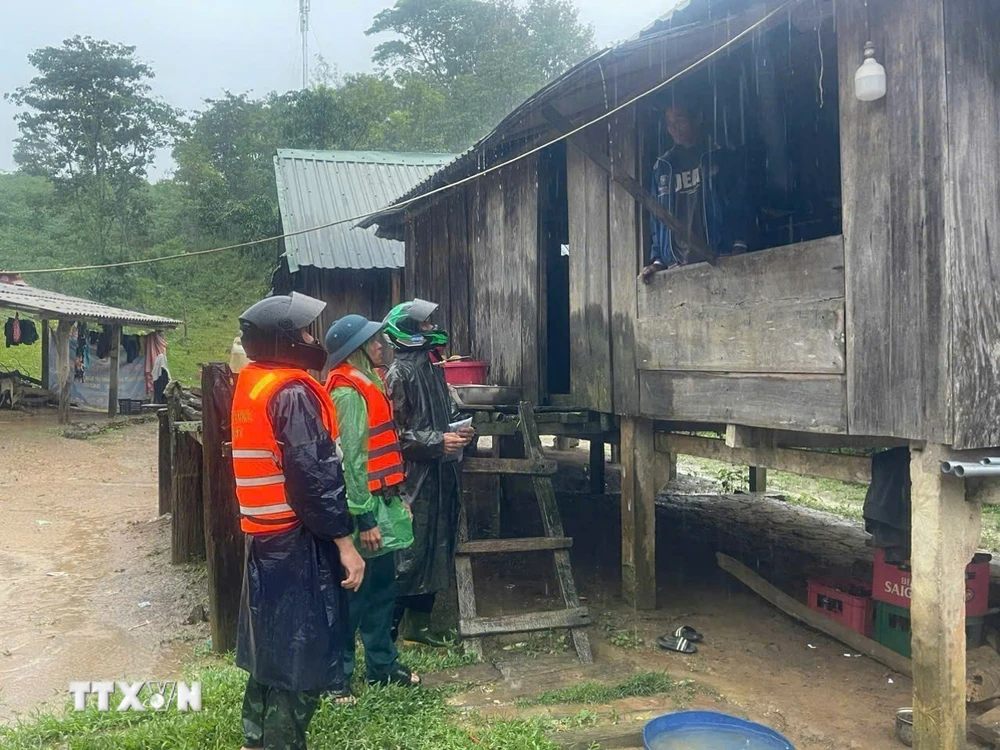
455, 401, 593, 663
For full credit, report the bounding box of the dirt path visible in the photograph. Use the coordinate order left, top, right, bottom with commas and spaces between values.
0, 410, 208, 722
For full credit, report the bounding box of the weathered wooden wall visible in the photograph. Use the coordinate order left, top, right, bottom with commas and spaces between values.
278, 265, 400, 337
406, 159, 541, 400
944, 0, 1000, 450
567, 124, 613, 413
838, 0, 950, 443
635, 237, 848, 432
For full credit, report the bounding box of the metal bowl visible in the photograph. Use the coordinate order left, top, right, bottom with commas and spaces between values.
452, 384, 523, 406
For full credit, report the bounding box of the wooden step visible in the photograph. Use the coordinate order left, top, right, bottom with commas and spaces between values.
457, 536, 573, 555
460, 607, 590, 637
462, 457, 557, 476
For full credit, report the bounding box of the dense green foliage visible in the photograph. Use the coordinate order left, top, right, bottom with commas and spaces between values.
1, 0, 595, 384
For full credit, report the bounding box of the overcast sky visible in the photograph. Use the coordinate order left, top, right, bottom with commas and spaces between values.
2, 0, 677, 178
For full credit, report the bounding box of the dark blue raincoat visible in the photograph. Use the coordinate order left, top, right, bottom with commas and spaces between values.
235, 382, 354, 693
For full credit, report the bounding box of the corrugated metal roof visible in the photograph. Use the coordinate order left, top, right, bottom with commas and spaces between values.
0, 283, 180, 328
274, 150, 456, 271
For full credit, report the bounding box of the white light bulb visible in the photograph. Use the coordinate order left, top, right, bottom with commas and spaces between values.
855, 41, 887, 102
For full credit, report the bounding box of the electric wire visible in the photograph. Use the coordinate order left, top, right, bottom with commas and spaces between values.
7, 1, 795, 276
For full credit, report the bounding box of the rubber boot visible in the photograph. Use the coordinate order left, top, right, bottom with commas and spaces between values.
400, 610, 453, 648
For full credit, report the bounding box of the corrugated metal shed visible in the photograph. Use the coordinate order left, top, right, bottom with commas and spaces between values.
0, 283, 179, 328
274, 150, 455, 272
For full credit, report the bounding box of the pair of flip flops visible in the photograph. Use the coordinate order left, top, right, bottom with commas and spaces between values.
657, 626, 704, 655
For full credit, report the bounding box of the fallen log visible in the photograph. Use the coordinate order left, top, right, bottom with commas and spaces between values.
658, 491, 1000, 585
657, 491, 873, 579
717, 552, 913, 676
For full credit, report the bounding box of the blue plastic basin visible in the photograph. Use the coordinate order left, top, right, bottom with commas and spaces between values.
643, 711, 795, 750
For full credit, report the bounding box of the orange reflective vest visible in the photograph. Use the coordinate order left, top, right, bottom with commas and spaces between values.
325, 363, 406, 493
231, 363, 338, 535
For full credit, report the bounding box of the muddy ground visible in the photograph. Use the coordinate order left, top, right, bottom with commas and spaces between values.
0, 410, 909, 747
0, 410, 208, 722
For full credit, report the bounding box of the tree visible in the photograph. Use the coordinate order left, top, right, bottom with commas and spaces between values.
172, 92, 280, 251
366, 0, 595, 147
6, 36, 180, 302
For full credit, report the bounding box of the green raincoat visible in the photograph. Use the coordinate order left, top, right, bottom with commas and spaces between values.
331, 351, 413, 559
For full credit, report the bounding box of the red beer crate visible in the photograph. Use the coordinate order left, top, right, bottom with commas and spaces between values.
872, 548, 989, 616
806, 578, 875, 637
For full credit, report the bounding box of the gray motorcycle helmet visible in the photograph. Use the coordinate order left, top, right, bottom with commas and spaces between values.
239, 292, 328, 371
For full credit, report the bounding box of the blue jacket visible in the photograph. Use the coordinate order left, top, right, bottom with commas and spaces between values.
650, 142, 751, 266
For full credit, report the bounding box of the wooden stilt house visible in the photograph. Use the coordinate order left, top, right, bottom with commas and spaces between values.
364, 0, 1000, 745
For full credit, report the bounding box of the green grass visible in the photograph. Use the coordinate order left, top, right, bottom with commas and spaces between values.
515, 672, 695, 708
0, 653, 559, 750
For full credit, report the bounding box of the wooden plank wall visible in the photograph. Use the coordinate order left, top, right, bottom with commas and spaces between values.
567, 124, 613, 413
293, 267, 397, 339
635, 237, 848, 432
636, 238, 846, 374
837, 0, 950, 443
609, 112, 641, 416
462, 159, 541, 397
944, 0, 1000, 449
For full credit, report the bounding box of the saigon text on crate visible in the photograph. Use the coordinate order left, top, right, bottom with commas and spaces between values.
806, 578, 875, 638
872, 548, 990, 616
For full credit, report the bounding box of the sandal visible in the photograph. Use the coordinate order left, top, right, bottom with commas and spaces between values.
369, 663, 421, 688
657, 634, 697, 654
328, 687, 356, 706
672, 625, 703, 643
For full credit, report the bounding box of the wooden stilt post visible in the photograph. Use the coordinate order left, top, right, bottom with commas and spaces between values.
749, 466, 767, 493
107, 324, 121, 417
54, 320, 73, 425
201, 364, 243, 652
589, 440, 606, 494
620, 417, 672, 608
910, 444, 981, 750
157, 408, 172, 517
40, 319, 50, 391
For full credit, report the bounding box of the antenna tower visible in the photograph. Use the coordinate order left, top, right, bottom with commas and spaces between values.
299, 0, 310, 89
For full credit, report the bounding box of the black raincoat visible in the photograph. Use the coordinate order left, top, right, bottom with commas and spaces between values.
385, 350, 462, 597
235, 382, 354, 693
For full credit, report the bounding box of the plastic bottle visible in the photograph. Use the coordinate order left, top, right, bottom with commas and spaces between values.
229, 334, 249, 373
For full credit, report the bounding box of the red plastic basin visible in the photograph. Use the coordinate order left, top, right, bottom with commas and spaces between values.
441, 360, 488, 385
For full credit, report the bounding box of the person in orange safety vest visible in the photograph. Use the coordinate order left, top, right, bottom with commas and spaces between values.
325, 314, 417, 689
232, 292, 365, 750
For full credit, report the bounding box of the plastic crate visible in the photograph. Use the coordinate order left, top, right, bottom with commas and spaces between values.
118, 398, 147, 416
806, 579, 874, 637
875, 601, 987, 658
872, 548, 990, 616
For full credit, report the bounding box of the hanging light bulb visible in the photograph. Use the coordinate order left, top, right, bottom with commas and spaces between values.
855, 41, 886, 101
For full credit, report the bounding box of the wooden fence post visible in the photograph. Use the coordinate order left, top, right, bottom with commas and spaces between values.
158, 408, 172, 516
170, 382, 205, 564
201, 363, 243, 653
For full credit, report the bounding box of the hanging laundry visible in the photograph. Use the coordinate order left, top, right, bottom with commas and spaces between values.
4, 316, 39, 347
862, 447, 911, 564
76, 322, 91, 375
122, 335, 141, 363
18, 319, 38, 346
151, 352, 170, 404
143, 331, 168, 394
96, 326, 114, 359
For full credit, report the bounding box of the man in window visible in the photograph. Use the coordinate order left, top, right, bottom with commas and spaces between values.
641, 99, 751, 283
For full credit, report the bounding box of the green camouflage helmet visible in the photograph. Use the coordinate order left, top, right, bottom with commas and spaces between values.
383, 298, 449, 350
